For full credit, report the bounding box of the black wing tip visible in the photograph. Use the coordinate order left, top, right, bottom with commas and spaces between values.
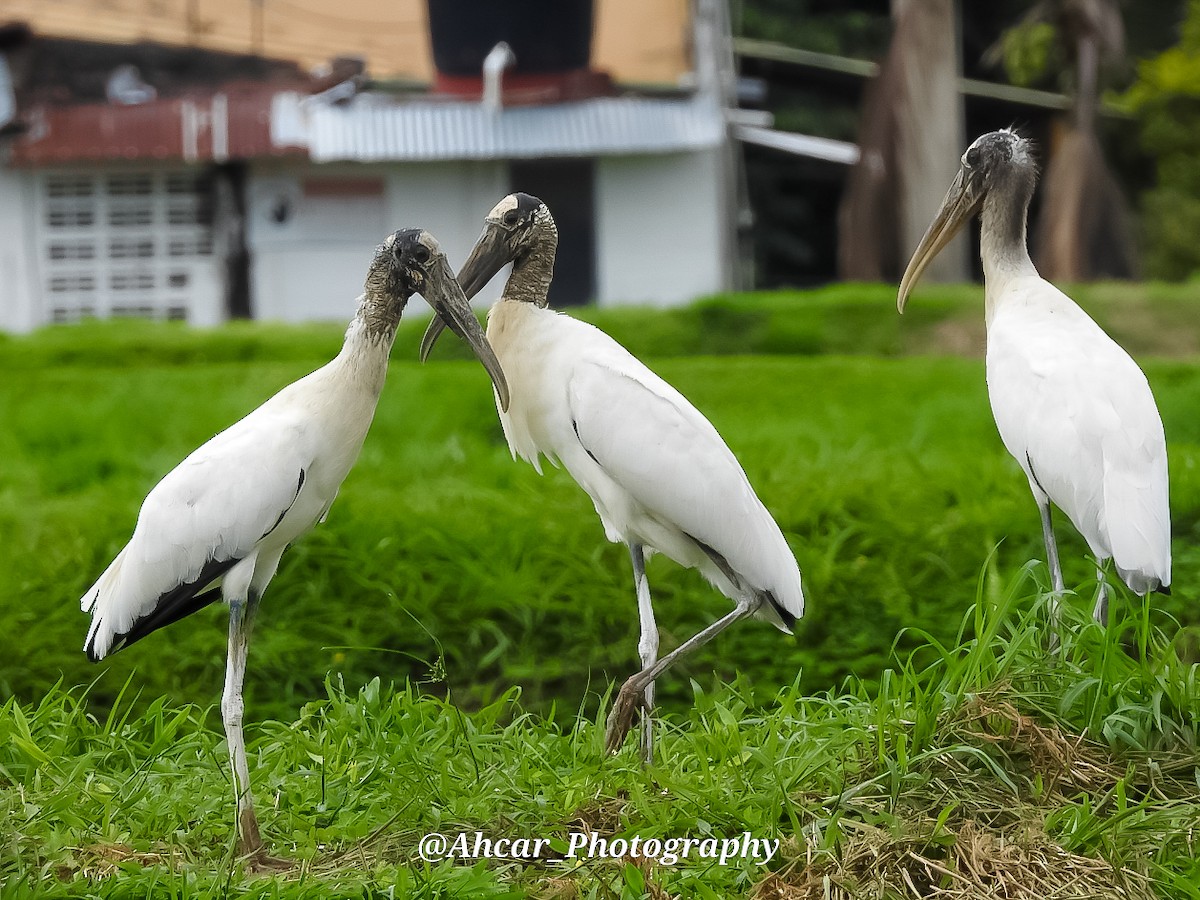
87, 556, 238, 659
765, 590, 797, 632
1156, 583, 1172, 597
112, 585, 224, 653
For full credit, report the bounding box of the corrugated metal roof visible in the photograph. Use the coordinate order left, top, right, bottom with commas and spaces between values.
272, 92, 725, 162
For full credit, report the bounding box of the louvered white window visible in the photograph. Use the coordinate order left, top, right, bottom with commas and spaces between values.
37, 170, 219, 324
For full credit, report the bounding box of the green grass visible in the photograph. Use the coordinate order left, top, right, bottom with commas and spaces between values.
2, 575, 1197, 897
1, 286, 1198, 896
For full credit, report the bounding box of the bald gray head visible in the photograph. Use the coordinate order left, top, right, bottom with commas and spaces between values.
959, 129, 1037, 191
364, 227, 510, 407
898, 130, 1038, 311
417, 192, 557, 376
457, 192, 559, 300
361, 228, 445, 328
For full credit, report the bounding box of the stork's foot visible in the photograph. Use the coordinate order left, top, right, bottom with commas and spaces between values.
236, 809, 291, 872
605, 678, 650, 755
241, 847, 292, 873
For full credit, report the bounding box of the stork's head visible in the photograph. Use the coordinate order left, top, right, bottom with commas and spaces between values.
456, 192, 559, 300
417, 193, 557, 387
373, 229, 510, 410
897, 129, 1036, 312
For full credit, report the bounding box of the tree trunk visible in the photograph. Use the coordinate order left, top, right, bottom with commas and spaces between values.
1033, 12, 1137, 281
839, 0, 967, 283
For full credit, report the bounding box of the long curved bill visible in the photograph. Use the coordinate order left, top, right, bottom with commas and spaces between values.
421, 252, 511, 411
420, 223, 512, 363
897, 169, 981, 313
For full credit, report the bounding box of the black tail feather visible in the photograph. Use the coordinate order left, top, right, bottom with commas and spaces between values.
763, 589, 797, 632
86, 556, 240, 661
685, 532, 798, 632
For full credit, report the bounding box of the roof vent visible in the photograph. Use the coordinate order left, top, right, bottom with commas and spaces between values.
482, 42, 515, 112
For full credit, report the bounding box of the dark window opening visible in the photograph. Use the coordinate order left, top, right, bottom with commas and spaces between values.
509, 158, 595, 307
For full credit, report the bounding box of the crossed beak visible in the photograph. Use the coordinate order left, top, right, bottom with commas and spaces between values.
419, 222, 513, 369
418, 250, 511, 412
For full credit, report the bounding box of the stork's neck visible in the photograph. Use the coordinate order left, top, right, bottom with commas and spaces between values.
979, 167, 1038, 308
333, 289, 405, 395
504, 235, 557, 307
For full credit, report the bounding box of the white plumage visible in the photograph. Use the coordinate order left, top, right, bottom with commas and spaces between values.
80, 229, 508, 865
985, 276, 1170, 595
899, 130, 1170, 620
82, 361, 374, 660
422, 193, 803, 762
489, 301, 803, 630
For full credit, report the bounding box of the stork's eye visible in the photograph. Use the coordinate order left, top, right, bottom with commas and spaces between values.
965, 146, 981, 168
411, 245, 431, 265
502, 210, 520, 226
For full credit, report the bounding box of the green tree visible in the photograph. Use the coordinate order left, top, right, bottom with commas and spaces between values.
1121, 0, 1200, 280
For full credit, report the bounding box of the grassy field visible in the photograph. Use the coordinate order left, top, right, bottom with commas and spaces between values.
1, 285, 1199, 896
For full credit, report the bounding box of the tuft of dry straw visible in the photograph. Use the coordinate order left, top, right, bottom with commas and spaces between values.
61, 843, 185, 881
952, 694, 1118, 796
753, 819, 1154, 900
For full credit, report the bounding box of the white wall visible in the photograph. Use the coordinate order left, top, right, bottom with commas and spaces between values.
247, 151, 731, 324
383, 160, 508, 316
0, 168, 38, 333
595, 148, 729, 308
247, 160, 506, 323
248, 162, 387, 323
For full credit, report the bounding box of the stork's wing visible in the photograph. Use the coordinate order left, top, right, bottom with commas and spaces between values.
565, 355, 804, 624
988, 286, 1171, 591
81, 410, 313, 660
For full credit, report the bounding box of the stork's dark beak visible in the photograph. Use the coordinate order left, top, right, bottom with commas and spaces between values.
897, 168, 982, 313
420, 252, 510, 411
419, 222, 512, 363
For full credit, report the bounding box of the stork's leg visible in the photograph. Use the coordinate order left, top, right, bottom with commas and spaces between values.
628, 543, 659, 765
1037, 497, 1066, 634
1093, 565, 1110, 625
605, 595, 761, 755
222, 591, 268, 863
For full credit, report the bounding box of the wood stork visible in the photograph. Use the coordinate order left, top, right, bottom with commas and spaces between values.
897, 129, 1171, 624
81, 229, 509, 865
420, 193, 804, 763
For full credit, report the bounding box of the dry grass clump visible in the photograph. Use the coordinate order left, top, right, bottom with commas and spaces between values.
754, 819, 1153, 900
952, 693, 1118, 796
59, 843, 187, 881
753, 682, 1195, 900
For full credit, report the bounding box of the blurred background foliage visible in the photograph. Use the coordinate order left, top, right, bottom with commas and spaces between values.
1119, 0, 1200, 280
734, 0, 1200, 285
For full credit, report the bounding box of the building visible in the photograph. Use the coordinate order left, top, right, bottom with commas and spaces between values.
0, 1, 746, 333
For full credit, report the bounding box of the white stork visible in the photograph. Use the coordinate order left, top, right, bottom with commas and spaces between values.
898, 129, 1171, 624
81, 229, 509, 865
420, 193, 804, 763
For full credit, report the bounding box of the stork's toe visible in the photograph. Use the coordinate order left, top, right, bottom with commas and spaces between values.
604, 679, 649, 754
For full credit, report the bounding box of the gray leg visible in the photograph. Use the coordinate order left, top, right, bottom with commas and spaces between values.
605, 595, 762, 755
1038, 498, 1065, 594
1093, 565, 1110, 625
629, 544, 659, 765
1037, 497, 1067, 644
222, 593, 264, 860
